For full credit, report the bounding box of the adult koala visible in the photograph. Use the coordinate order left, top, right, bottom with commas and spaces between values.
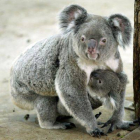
10, 5, 132, 136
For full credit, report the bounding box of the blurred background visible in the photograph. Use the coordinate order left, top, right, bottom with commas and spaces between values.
0, 0, 134, 139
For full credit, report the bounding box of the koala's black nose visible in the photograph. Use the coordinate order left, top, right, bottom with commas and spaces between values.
88, 39, 97, 49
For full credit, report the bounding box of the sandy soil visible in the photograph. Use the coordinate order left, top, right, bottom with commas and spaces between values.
0, 0, 135, 139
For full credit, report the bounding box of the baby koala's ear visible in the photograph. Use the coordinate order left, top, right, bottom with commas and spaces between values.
59, 5, 87, 32
117, 72, 128, 84
108, 14, 132, 48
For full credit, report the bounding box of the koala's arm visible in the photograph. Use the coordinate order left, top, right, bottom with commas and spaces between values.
55, 60, 99, 134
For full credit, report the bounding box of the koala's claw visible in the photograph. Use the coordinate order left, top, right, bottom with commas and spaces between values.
97, 121, 105, 125
108, 124, 115, 133
101, 120, 111, 128
100, 120, 118, 133
101, 123, 109, 128
100, 121, 115, 133
89, 128, 106, 137
64, 122, 76, 129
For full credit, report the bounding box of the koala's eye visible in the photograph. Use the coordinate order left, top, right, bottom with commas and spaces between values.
97, 79, 102, 84
81, 35, 86, 42
102, 38, 106, 43
100, 38, 107, 46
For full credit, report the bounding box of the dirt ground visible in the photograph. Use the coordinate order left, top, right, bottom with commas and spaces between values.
0, 0, 137, 140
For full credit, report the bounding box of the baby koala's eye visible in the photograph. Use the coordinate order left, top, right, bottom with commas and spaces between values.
97, 79, 102, 84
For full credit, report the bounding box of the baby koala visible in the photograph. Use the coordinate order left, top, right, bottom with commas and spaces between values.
88, 69, 135, 133
88, 69, 127, 110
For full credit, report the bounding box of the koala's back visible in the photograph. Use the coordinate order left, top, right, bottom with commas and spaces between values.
11, 35, 61, 96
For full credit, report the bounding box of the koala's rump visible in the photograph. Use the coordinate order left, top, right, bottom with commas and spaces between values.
11, 35, 61, 96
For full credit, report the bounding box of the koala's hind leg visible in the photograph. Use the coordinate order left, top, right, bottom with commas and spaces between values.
10, 81, 38, 110
11, 81, 75, 129
34, 96, 75, 129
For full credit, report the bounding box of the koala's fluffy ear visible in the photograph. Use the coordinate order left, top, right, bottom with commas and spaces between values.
117, 72, 128, 85
108, 14, 132, 48
59, 5, 87, 32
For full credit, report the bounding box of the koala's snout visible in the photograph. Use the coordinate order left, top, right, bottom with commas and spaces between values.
88, 39, 97, 51
87, 39, 97, 55
87, 39, 99, 59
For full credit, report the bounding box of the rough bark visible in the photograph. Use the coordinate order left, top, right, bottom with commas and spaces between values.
134, 0, 140, 118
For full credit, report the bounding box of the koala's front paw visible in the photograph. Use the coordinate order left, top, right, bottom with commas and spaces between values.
87, 128, 105, 137
101, 120, 135, 133
101, 119, 121, 133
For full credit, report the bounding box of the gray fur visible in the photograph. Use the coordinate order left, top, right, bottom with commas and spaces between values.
10, 5, 132, 136
114, 50, 120, 59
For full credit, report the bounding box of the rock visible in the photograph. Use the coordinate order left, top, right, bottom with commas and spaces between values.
24, 114, 30, 120
26, 39, 31, 43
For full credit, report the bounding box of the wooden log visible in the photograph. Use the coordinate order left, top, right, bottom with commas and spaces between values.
134, 0, 140, 118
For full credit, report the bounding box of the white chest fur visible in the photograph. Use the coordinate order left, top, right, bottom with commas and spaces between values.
105, 57, 119, 72
77, 58, 106, 84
